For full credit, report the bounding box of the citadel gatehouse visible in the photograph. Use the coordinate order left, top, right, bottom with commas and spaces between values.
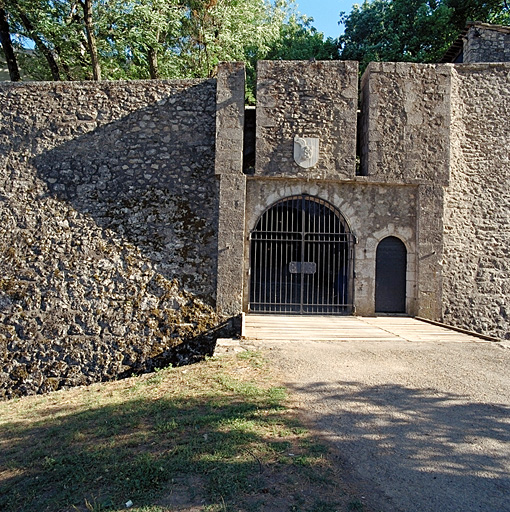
1, 23, 509, 397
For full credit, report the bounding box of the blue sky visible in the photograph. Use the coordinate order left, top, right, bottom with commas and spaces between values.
294, 0, 360, 39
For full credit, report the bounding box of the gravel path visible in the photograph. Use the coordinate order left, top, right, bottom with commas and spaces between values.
244, 322, 510, 512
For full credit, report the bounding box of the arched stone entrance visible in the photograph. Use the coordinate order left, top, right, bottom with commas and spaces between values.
249, 194, 355, 314
375, 236, 407, 313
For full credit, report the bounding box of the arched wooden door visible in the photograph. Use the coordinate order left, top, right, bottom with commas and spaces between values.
249, 195, 355, 314
375, 236, 407, 313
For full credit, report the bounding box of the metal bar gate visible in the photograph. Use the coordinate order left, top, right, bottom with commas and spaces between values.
249, 194, 355, 314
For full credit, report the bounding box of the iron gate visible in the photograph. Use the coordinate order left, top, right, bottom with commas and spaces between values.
249, 195, 355, 314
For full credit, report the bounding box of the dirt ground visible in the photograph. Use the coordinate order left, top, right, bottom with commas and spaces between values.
242, 321, 510, 512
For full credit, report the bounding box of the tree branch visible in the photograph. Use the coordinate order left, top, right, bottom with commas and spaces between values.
0, 7, 21, 81
79, 0, 101, 80
13, 6, 61, 80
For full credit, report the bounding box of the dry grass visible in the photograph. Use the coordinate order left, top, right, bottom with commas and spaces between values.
0, 350, 364, 512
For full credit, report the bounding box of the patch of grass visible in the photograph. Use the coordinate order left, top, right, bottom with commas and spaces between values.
348, 499, 365, 511
310, 501, 343, 512
0, 351, 364, 512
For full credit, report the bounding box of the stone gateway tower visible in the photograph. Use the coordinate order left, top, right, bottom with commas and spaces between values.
1, 51, 509, 397
215, 59, 509, 338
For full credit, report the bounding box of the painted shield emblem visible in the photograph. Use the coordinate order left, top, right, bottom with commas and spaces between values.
294, 136, 319, 168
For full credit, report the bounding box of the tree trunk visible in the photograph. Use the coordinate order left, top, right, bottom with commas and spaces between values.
0, 7, 21, 81
148, 46, 159, 79
15, 9, 61, 81
79, 0, 101, 80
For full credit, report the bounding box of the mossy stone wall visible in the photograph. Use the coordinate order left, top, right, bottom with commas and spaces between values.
0, 79, 222, 398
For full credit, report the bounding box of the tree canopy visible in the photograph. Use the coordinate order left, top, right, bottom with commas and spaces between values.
339, 0, 510, 70
3, 0, 509, 92
0, 0, 338, 95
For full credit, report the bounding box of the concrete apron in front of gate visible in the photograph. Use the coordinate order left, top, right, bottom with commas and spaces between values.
242, 315, 494, 343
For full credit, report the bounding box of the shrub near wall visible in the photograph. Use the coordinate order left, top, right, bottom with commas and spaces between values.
0, 79, 221, 399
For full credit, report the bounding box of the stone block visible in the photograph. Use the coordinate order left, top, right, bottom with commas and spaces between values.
254, 60, 358, 180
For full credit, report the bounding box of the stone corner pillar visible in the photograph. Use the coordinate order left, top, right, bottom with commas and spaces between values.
215, 62, 247, 318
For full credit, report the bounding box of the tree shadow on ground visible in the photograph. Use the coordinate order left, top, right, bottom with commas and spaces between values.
288, 380, 510, 512
0, 383, 349, 512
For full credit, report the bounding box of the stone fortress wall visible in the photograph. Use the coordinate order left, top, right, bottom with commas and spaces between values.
358, 62, 451, 320
0, 78, 225, 398
1, 48, 509, 397
443, 64, 510, 336
247, 60, 420, 318
361, 60, 510, 336
250, 59, 509, 333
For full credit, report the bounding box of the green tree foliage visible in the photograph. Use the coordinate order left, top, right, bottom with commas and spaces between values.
488, 0, 510, 23
3, 0, 337, 88
339, 0, 510, 71
445, 0, 508, 27
179, 0, 284, 78
265, 13, 338, 61
5, 0, 184, 80
6, 0, 102, 80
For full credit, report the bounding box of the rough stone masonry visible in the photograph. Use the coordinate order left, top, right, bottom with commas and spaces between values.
0, 78, 224, 398
0, 54, 509, 398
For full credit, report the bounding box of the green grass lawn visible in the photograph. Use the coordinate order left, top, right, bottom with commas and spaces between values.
0, 350, 364, 512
